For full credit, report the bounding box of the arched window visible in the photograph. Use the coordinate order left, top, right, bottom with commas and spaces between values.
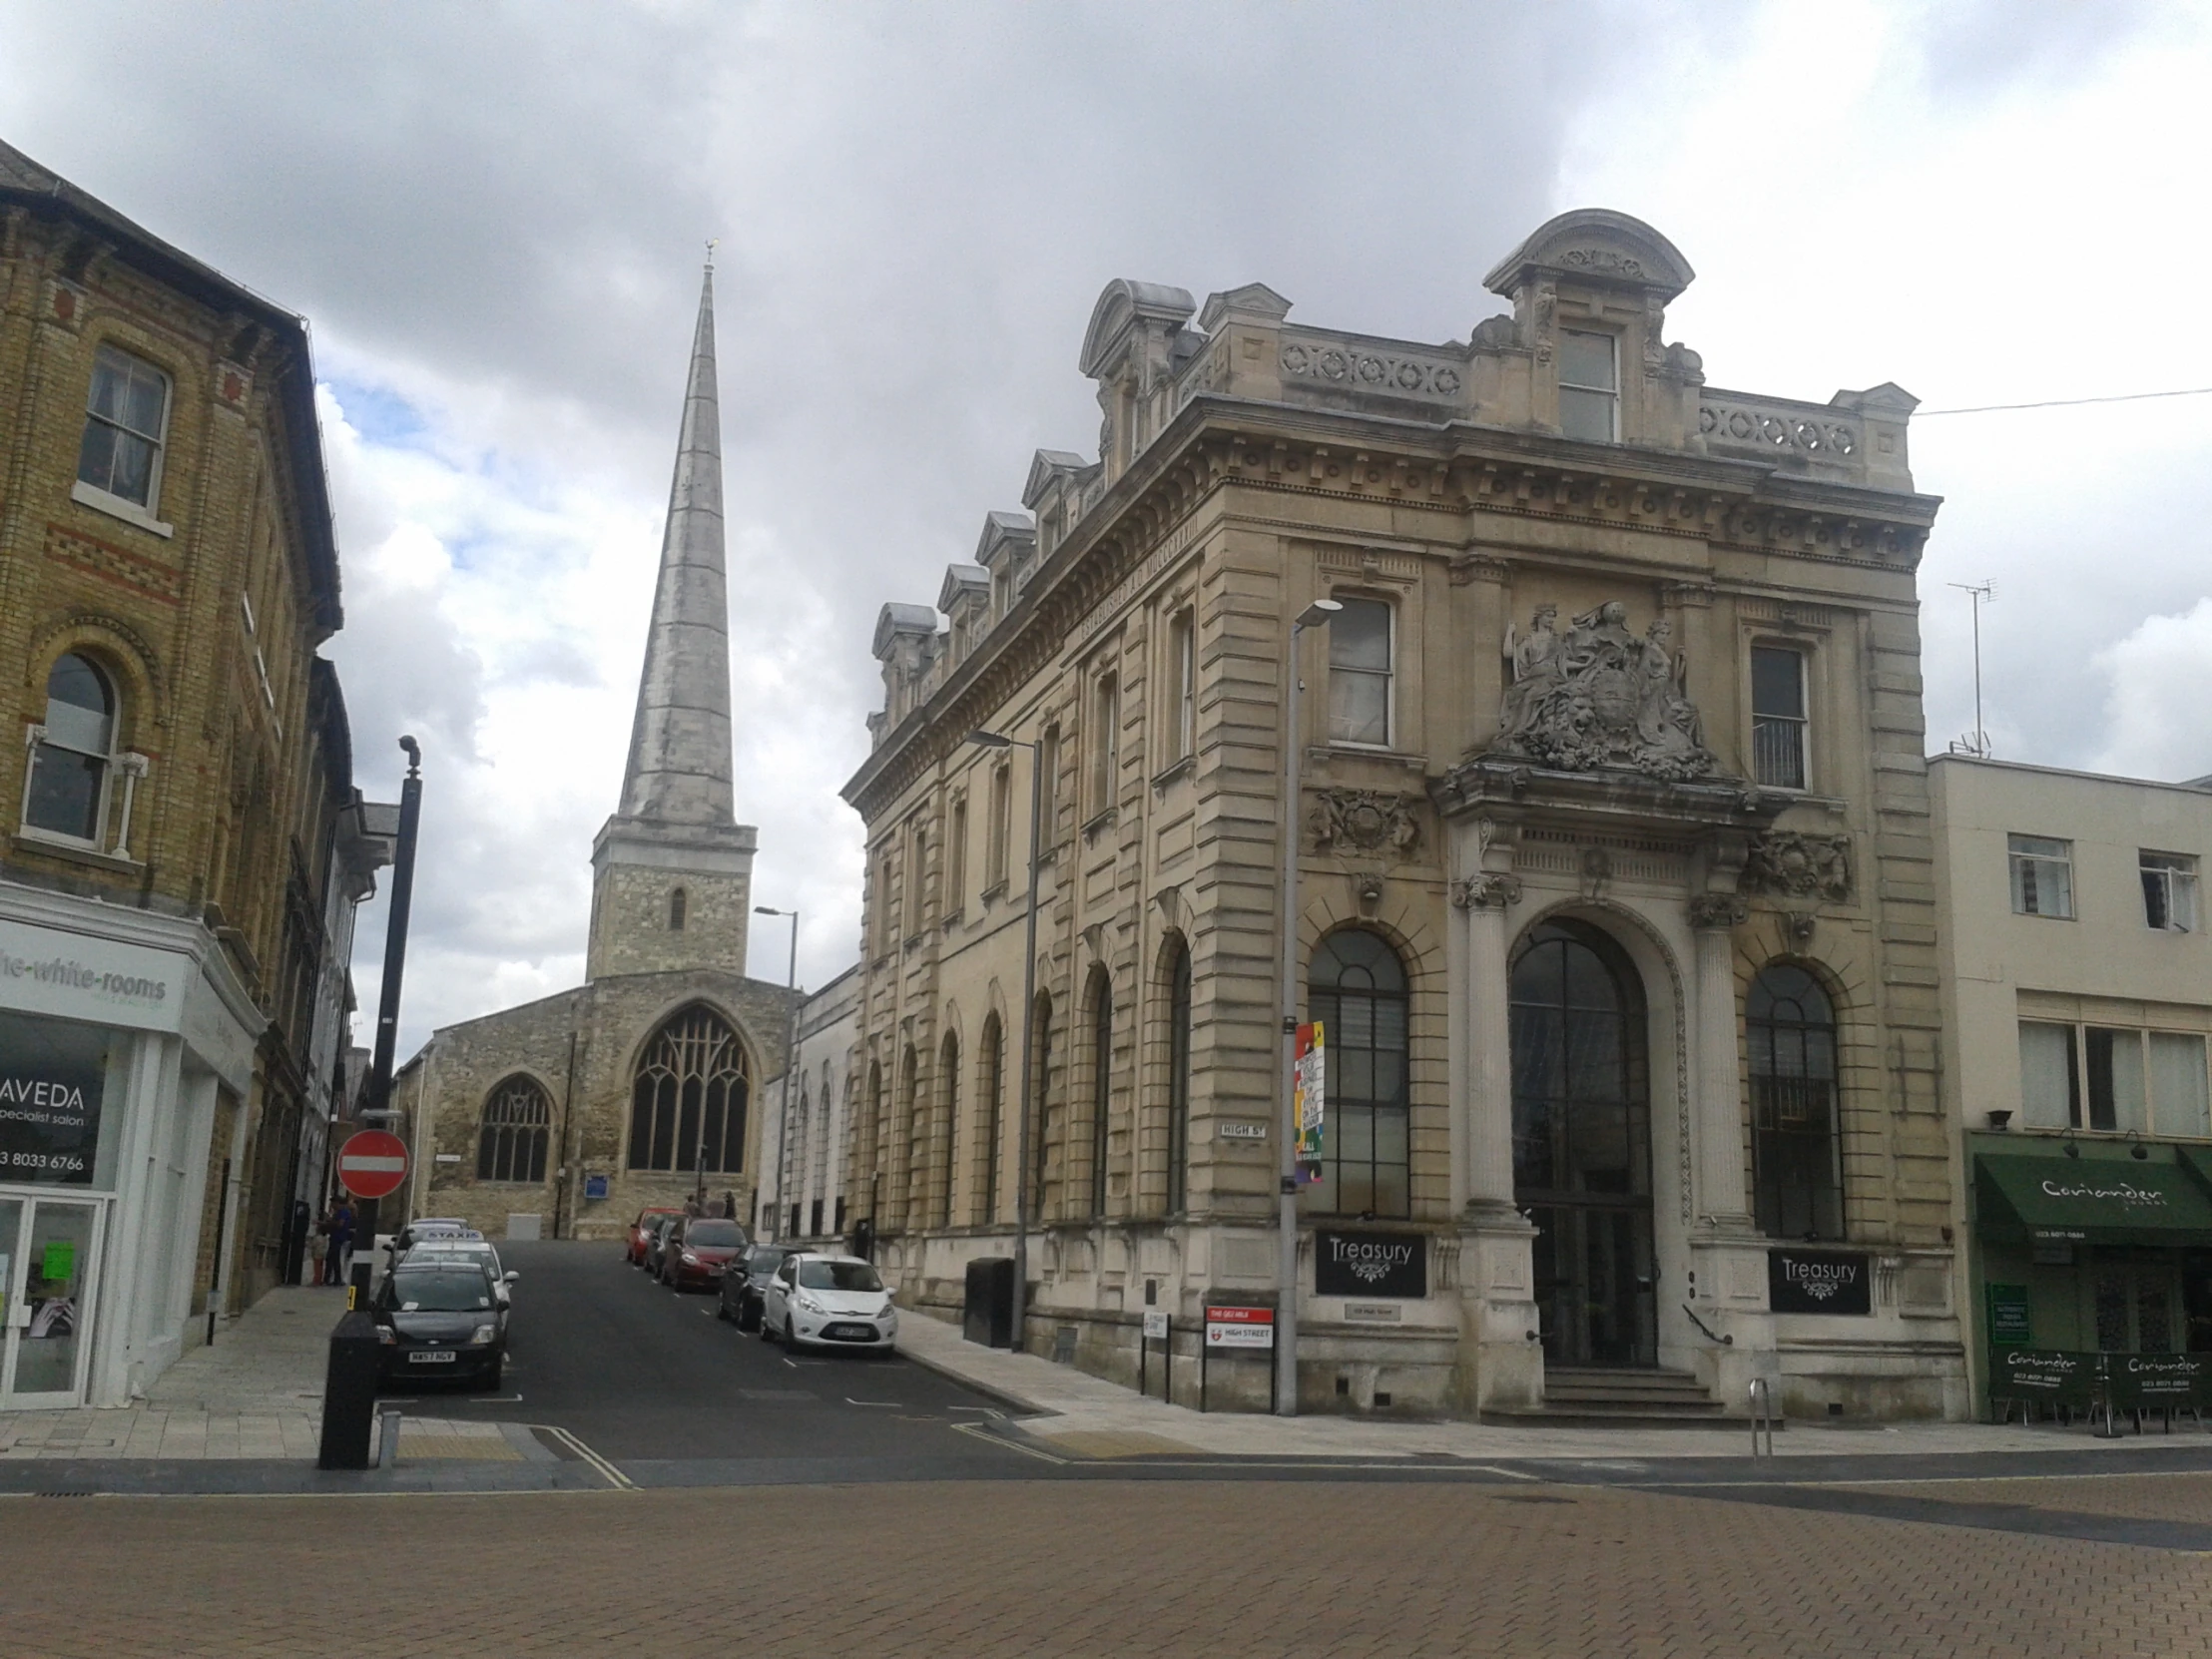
25, 654, 118, 843
979, 1013, 1004, 1225
938, 1030, 960, 1229
1749, 964, 1843, 1240
628, 1005, 749, 1173
1087, 968, 1113, 1217
1165, 938, 1193, 1214
1030, 992, 1054, 1217
478, 1076, 551, 1183
1309, 929, 1410, 1218
669, 887, 687, 931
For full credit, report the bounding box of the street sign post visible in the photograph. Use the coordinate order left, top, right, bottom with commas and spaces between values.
1201, 1305, 1277, 1414
336, 1129, 409, 1202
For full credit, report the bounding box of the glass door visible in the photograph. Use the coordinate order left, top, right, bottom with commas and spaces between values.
0, 1198, 103, 1407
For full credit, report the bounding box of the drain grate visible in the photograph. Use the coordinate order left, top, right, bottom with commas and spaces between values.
36, 1490, 94, 1499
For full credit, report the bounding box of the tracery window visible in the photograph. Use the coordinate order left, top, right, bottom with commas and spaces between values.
628, 1005, 749, 1174
478, 1076, 552, 1184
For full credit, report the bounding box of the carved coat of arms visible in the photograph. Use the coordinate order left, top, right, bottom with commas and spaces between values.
1493, 600, 1717, 782
1310, 789, 1421, 859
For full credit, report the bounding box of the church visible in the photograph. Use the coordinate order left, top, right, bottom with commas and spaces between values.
392, 269, 796, 1241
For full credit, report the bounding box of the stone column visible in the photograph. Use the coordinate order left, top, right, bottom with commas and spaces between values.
1455, 870, 1520, 1215
1688, 892, 1752, 1228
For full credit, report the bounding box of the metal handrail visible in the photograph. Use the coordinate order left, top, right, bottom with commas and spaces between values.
1682, 1303, 1733, 1346
1748, 1377, 1775, 1457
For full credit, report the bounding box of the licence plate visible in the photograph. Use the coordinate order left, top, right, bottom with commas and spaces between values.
408, 1351, 457, 1365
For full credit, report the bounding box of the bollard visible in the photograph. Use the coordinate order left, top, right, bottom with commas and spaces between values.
378, 1405, 403, 1469
317, 1309, 383, 1469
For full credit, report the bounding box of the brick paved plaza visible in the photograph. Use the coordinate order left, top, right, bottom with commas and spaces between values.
13, 1471, 2212, 1658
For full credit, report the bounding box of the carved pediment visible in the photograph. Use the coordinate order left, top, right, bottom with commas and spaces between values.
1489, 600, 1720, 784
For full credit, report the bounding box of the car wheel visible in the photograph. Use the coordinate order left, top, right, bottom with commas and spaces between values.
480, 1359, 504, 1391
715, 1295, 731, 1322
782, 1318, 801, 1354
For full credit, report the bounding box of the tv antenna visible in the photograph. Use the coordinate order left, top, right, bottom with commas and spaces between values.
1947, 580, 1995, 757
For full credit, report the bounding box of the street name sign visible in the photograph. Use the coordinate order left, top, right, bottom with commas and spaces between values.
1205, 1305, 1274, 1350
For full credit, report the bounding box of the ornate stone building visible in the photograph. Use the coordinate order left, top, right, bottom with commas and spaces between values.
393, 269, 794, 1240
843, 210, 1964, 1419
0, 139, 386, 1405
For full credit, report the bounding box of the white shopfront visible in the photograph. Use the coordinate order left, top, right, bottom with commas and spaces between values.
0, 886, 261, 1408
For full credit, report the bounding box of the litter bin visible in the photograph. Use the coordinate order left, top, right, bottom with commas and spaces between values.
963, 1257, 1015, 1348
317, 1309, 383, 1469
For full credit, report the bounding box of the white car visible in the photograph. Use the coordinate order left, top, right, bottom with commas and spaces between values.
762, 1254, 898, 1354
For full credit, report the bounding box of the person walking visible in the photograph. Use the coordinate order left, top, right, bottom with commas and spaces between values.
329, 1198, 356, 1288
309, 1207, 331, 1286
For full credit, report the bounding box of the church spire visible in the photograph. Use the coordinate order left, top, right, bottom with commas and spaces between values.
618, 262, 734, 826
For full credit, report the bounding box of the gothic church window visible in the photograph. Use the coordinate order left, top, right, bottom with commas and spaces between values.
629, 1005, 750, 1174
478, 1076, 552, 1184
669, 886, 687, 931
77, 345, 170, 511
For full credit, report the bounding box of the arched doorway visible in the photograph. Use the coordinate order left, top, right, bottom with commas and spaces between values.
1509, 918, 1656, 1368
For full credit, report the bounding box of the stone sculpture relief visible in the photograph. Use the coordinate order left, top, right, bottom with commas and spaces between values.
1310, 789, 1422, 859
1493, 601, 1718, 781
1450, 873, 1522, 910
1746, 831, 1852, 901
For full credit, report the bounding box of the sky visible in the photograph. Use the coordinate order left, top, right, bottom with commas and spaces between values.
3, 0, 2207, 1060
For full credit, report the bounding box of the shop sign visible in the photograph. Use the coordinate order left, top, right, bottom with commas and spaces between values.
1990, 1347, 2097, 1404
1767, 1249, 1872, 1316
2107, 1352, 2206, 1409
1316, 1229, 1426, 1299
0, 918, 185, 1030
1204, 1305, 1274, 1350
1986, 1283, 2032, 1347
0, 1013, 106, 1186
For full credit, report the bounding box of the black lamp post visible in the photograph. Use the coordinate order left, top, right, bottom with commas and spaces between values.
364, 737, 423, 1226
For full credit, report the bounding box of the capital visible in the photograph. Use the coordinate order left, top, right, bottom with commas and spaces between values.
1450, 873, 1521, 910
1687, 892, 1748, 930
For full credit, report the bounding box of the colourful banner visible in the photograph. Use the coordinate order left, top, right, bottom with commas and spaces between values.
1294, 1020, 1325, 1181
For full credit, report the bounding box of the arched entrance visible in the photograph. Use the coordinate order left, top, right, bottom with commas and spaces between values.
1509, 918, 1657, 1368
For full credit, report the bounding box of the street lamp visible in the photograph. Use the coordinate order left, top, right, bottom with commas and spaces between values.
966, 727, 1042, 1354
1277, 599, 1341, 1416
755, 905, 802, 1238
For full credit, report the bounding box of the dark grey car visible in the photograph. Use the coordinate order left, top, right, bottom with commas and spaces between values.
717, 1243, 798, 1331
372, 1262, 507, 1390
643, 1214, 684, 1277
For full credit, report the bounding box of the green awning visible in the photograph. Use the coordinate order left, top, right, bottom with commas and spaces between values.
1975, 1153, 2212, 1247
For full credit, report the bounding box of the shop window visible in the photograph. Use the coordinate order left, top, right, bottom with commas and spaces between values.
1327, 598, 1392, 748
23, 654, 119, 844
2009, 834, 2074, 918
1557, 329, 1618, 442
1308, 928, 1410, 1218
2017, 1021, 2080, 1129
477, 1077, 551, 1184
1750, 647, 1808, 791
628, 1004, 748, 1173
1749, 965, 1843, 1240
2142, 850, 2198, 931
77, 345, 170, 511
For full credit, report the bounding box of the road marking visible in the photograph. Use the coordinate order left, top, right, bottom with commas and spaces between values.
953, 1421, 1067, 1463
531, 1423, 634, 1490
844, 1398, 899, 1407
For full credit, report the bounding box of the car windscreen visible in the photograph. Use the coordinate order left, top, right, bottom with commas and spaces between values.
411, 1245, 498, 1272
387, 1271, 492, 1312
745, 1247, 792, 1274
685, 1221, 744, 1247
797, 1261, 882, 1293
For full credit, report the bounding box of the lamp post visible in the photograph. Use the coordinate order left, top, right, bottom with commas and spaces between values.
366, 736, 423, 1240
967, 728, 1042, 1354
755, 905, 802, 1237
1277, 600, 1342, 1416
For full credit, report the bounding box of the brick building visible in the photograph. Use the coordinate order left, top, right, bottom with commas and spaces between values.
0, 139, 386, 1406
843, 210, 1965, 1420
392, 268, 794, 1240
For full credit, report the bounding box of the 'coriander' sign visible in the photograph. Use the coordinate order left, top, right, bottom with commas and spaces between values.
1767, 1249, 1872, 1316
1316, 1229, 1426, 1299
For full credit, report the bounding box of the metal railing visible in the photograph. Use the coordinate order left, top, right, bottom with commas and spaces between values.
1749, 1377, 1776, 1457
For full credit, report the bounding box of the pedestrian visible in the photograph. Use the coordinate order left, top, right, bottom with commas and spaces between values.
723, 1190, 738, 1229
329, 1198, 355, 1288
684, 1193, 702, 1219
309, 1208, 330, 1286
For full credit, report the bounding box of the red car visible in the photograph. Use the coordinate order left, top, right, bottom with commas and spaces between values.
657, 1216, 749, 1291
627, 1207, 685, 1268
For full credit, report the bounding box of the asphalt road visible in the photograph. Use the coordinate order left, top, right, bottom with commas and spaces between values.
378, 1238, 1029, 1482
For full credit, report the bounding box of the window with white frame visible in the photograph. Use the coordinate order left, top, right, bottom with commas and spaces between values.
1327, 597, 1391, 747
1750, 646, 1808, 791
946, 795, 968, 915
77, 346, 171, 511
1557, 329, 1618, 443
2018, 1019, 2212, 1137
2142, 850, 2198, 932
24, 653, 118, 843
1168, 608, 1196, 763
985, 764, 1011, 890
2009, 834, 2074, 918
1089, 673, 1119, 818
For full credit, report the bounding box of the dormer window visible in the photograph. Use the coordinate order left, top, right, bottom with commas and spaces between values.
1558, 330, 1618, 442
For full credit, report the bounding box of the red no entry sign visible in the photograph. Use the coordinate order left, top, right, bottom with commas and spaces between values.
336, 1129, 409, 1200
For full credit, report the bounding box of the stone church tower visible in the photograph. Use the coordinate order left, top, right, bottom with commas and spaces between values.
588, 269, 759, 980
393, 266, 795, 1241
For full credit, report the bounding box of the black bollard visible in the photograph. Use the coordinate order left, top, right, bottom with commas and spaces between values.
317, 1309, 383, 1469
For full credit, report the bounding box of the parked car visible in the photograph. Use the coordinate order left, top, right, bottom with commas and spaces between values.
400, 1237, 516, 1315
371, 1260, 508, 1390
628, 1207, 685, 1268
762, 1253, 897, 1355
643, 1214, 686, 1278
658, 1217, 748, 1291
717, 1243, 797, 1330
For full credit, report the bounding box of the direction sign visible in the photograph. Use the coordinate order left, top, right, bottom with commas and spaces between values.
1142, 1310, 1170, 1341
336, 1129, 409, 1200
1204, 1305, 1275, 1350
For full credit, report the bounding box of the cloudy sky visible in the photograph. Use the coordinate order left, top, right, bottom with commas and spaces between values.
4, 0, 2207, 1058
